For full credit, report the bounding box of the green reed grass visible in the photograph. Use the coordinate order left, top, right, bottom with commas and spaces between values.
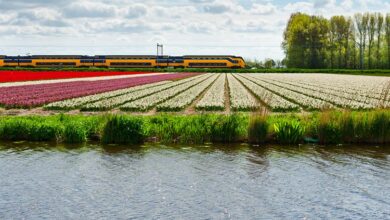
273, 119, 305, 144
101, 115, 144, 144
248, 114, 268, 144
0, 110, 389, 145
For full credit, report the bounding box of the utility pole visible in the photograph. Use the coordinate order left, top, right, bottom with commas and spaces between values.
157, 43, 163, 67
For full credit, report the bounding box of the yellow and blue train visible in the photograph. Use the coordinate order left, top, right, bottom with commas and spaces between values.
0, 55, 245, 68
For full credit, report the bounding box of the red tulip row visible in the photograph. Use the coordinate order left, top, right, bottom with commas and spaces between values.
0, 70, 152, 83
0, 73, 200, 108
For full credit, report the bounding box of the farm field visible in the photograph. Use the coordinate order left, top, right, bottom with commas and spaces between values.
0, 70, 152, 83
0, 73, 389, 114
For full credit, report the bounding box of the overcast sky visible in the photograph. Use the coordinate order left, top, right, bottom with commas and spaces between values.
0, 0, 389, 60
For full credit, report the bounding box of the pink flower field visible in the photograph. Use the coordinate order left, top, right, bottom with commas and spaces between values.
0, 73, 200, 108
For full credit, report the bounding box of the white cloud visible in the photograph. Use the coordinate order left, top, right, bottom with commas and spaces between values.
250, 3, 276, 15
0, 0, 388, 59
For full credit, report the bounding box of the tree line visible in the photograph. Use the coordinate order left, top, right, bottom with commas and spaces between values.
282, 12, 390, 69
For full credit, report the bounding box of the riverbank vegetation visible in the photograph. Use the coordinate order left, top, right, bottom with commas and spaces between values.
0, 110, 389, 145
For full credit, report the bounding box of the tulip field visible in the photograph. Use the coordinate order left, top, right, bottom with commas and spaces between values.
0, 70, 151, 83
0, 72, 389, 113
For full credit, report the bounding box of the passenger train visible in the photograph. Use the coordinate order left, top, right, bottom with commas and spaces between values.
0, 55, 246, 68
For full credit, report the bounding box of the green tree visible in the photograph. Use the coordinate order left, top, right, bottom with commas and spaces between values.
367, 14, 377, 69
264, 58, 276, 68
386, 13, 390, 68
283, 13, 310, 68
376, 13, 384, 68
283, 13, 329, 68
331, 16, 351, 68
354, 13, 369, 69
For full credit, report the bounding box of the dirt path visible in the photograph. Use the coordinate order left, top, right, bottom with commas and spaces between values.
224, 74, 231, 114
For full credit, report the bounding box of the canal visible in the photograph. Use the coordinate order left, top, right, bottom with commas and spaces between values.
1, 142, 389, 219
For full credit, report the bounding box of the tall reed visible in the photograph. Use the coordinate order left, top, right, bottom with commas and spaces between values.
248, 112, 268, 144
102, 115, 144, 144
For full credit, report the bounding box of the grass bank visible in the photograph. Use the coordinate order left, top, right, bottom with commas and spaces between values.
1, 67, 390, 76
0, 110, 389, 145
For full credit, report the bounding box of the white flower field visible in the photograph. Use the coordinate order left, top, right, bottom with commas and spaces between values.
25, 73, 390, 113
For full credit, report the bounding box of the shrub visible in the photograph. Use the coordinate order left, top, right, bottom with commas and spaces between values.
102, 115, 144, 144
273, 119, 305, 144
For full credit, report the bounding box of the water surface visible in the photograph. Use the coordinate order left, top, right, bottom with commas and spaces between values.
1, 142, 389, 219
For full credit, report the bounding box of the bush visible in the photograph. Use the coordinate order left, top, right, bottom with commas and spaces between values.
248, 114, 268, 144
64, 121, 87, 143
102, 115, 144, 144
273, 119, 305, 144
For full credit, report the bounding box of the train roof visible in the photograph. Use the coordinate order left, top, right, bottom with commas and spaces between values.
97, 55, 159, 58
0, 55, 244, 60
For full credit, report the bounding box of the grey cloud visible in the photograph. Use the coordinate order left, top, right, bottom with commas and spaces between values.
126, 5, 147, 19
6, 10, 68, 27
313, 0, 332, 8
0, 0, 69, 10
62, 2, 117, 18
203, 4, 231, 14
99, 22, 152, 33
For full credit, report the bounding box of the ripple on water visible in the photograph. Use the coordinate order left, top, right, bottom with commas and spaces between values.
0, 142, 389, 219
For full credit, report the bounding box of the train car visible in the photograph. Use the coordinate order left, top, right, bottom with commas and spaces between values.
30, 55, 91, 67
0, 55, 246, 68
183, 55, 245, 68
101, 55, 156, 68
0, 55, 4, 67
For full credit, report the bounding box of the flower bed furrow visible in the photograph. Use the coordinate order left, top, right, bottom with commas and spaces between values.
157, 74, 220, 111
81, 74, 208, 111
44, 81, 171, 110
227, 74, 259, 111
245, 75, 378, 109
234, 74, 299, 112
250, 74, 390, 102
239, 74, 333, 110
0, 73, 200, 108
195, 74, 226, 111
256, 77, 377, 109
120, 74, 213, 112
